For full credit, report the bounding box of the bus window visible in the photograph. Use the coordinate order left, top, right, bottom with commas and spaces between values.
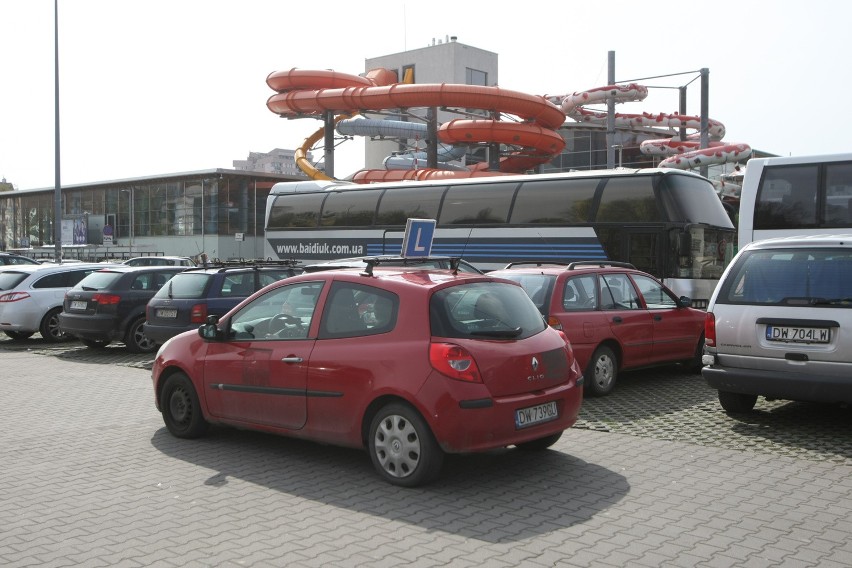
825, 162, 852, 226
510, 179, 597, 224
438, 183, 517, 225
320, 189, 383, 227
595, 176, 663, 222
754, 165, 819, 230
267, 193, 326, 229
376, 186, 445, 225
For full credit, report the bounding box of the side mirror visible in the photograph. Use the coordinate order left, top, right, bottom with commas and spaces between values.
198, 315, 222, 340
678, 296, 692, 308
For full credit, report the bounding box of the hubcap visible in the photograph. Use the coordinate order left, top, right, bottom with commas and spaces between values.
374, 414, 421, 478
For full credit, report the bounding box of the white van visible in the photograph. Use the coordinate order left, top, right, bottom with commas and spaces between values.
702, 234, 852, 412
737, 153, 852, 250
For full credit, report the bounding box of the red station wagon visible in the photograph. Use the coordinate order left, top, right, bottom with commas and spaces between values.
151, 260, 584, 487
489, 261, 706, 396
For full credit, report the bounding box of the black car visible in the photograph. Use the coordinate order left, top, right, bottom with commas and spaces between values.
58, 265, 187, 352
0, 252, 40, 266
143, 260, 302, 345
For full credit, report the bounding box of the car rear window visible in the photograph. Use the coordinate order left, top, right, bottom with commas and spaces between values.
430, 281, 546, 339
719, 248, 852, 306
73, 271, 123, 291
153, 273, 212, 299
0, 271, 29, 290
491, 273, 554, 312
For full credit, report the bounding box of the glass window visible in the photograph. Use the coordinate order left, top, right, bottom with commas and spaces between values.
220, 273, 256, 297
229, 282, 324, 340
824, 162, 852, 227
318, 282, 399, 339
754, 165, 819, 229
73, 271, 122, 291
494, 273, 553, 313
153, 273, 211, 299
631, 274, 677, 309
439, 183, 516, 225
600, 273, 641, 310
511, 179, 597, 224
466, 68, 487, 86
320, 190, 382, 227
267, 193, 326, 229
596, 176, 662, 222
376, 186, 445, 225
564, 275, 597, 310
661, 173, 734, 227
430, 281, 546, 339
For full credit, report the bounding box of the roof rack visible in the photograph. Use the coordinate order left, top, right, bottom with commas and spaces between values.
503, 261, 569, 269
361, 255, 462, 277
188, 258, 302, 271
566, 261, 636, 270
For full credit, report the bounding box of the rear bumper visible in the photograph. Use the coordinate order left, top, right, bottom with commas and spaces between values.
702, 365, 852, 404
143, 322, 197, 344
58, 312, 120, 341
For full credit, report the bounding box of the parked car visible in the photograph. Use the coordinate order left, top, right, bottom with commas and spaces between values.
58, 265, 188, 353
488, 261, 706, 396
702, 235, 852, 413
144, 260, 302, 345
0, 263, 117, 342
302, 255, 484, 274
0, 252, 39, 266
122, 256, 196, 267
151, 260, 583, 486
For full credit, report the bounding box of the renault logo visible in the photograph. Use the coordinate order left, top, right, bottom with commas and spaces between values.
531, 356, 539, 371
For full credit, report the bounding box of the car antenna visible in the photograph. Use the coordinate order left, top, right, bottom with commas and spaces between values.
458, 227, 474, 268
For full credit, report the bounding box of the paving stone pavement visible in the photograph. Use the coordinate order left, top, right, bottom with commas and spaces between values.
2, 341, 852, 567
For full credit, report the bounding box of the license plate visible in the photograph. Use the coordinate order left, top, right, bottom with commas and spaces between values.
70, 301, 87, 310
766, 325, 830, 344
515, 401, 558, 429
157, 308, 178, 319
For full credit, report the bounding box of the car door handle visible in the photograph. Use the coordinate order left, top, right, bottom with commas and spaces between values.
281, 356, 303, 363
612, 316, 622, 323
653, 315, 662, 321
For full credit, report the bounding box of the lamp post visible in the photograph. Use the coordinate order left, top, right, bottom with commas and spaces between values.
121, 189, 133, 255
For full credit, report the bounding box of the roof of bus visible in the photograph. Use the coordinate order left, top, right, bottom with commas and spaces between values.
269, 168, 706, 194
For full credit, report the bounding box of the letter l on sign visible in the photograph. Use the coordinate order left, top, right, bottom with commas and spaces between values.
401, 218, 436, 258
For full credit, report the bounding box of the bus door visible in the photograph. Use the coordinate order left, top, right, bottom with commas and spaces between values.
623, 228, 661, 276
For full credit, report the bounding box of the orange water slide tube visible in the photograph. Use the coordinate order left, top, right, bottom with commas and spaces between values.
266, 68, 566, 181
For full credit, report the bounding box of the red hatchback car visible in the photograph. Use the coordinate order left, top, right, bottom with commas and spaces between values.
488, 262, 706, 396
151, 261, 583, 487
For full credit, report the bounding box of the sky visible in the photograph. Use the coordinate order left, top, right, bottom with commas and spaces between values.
1, 0, 850, 190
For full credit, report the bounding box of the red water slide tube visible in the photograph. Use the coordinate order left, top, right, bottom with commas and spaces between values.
266, 68, 566, 182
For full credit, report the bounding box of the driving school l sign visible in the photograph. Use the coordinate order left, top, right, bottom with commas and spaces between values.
401, 218, 436, 258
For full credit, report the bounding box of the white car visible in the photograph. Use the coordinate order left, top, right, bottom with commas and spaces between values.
0, 263, 117, 342
122, 256, 196, 267
702, 234, 852, 412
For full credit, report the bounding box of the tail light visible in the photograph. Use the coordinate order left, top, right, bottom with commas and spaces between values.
92, 293, 120, 306
704, 311, 716, 348
546, 315, 562, 330
429, 342, 482, 383
0, 292, 31, 303
190, 303, 208, 324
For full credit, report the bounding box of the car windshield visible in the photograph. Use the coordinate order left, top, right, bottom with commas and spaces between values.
73, 271, 123, 291
430, 281, 546, 339
720, 248, 852, 306
0, 271, 30, 290
152, 273, 211, 299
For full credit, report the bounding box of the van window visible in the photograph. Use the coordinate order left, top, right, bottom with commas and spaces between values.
719, 248, 852, 305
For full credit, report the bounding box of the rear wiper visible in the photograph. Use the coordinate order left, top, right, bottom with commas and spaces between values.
81, 286, 98, 291
469, 327, 523, 338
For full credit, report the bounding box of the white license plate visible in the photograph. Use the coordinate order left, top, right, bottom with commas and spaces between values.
70, 301, 87, 310
515, 401, 558, 429
157, 309, 178, 319
766, 325, 830, 344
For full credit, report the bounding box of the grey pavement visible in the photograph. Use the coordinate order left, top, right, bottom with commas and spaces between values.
2, 344, 852, 567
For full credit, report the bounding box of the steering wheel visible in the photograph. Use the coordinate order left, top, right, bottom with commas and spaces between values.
268, 313, 302, 335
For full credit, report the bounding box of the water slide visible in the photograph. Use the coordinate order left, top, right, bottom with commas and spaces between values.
547, 83, 752, 169
266, 68, 566, 182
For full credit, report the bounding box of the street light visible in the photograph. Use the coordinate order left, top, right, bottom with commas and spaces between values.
120, 189, 133, 254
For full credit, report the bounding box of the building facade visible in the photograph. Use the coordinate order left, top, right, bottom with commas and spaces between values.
0, 170, 300, 261
233, 148, 317, 177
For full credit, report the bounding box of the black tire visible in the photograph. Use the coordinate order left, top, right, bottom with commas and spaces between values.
161, 372, 208, 438
39, 307, 73, 343
516, 431, 563, 451
4, 330, 34, 341
718, 391, 758, 413
81, 338, 110, 349
125, 317, 158, 353
688, 333, 705, 374
585, 345, 618, 397
368, 402, 444, 487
